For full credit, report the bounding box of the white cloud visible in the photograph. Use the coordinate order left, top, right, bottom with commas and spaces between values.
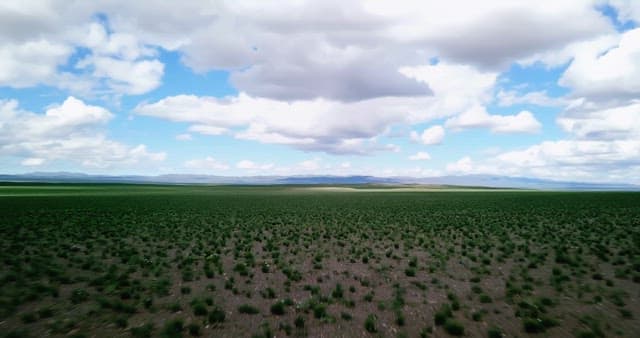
21, 158, 45, 167
77, 56, 164, 95
558, 102, 640, 140
0, 97, 165, 169
559, 28, 640, 100
408, 151, 431, 161
135, 93, 445, 155
0, 1, 615, 101
236, 160, 274, 170
442, 100, 640, 183
298, 158, 321, 171
496, 89, 569, 107
366, 1, 612, 69
411, 125, 445, 145
188, 125, 227, 136
0, 39, 72, 87
0, 14, 164, 97
446, 156, 474, 174
135, 60, 508, 154
609, 0, 640, 24
445, 106, 541, 133
399, 62, 497, 115
520, 33, 619, 68
184, 157, 229, 171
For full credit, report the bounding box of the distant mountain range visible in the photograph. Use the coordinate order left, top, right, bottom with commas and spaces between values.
0, 172, 638, 190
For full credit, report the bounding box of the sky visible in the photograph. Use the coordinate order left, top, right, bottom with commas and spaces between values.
1, 1, 639, 183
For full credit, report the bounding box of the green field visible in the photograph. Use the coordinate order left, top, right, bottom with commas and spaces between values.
1, 184, 639, 337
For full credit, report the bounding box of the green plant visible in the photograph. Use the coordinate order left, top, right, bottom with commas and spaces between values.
434, 304, 453, 325
364, 314, 377, 333
294, 316, 305, 328
270, 301, 285, 315
444, 318, 464, 336
187, 323, 201, 336
162, 319, 184, 338
208, 307, 226, 324
238, 304, 260, 315
487, 326, 502, 338
131, 323, 154, 338
70, 289, 89, 304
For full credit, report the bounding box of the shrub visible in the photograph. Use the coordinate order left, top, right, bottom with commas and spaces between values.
294, 316, 305, 328
262, 287, 276, 299
364, 292, 374, 302
208, 308, 226, 324
434, 304, 453, 325
130, 323, 153, 338
115, 316, 128, 328
37, 307, 54, 318
270, 301, 285, 315
332, 283, 344, 299
395, 311, 405, 326
70, 289, 89, 304
20, 312, 38, 323
479, 294, 492, 303
364, 314, 377, 333
487, 326, 502, 338
192, 302, 207, 316
187, 323, 201, 336
619, 308, 632, 319
405, 267, 416, 277
312, 303, 327, 319
162, 319, 184, 338
522, 318, 545, 333
238, 304, 260, 315
168, 302, 182, 313
444, 318, 464, 336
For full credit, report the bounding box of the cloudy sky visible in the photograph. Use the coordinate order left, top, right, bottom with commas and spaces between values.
1, 1, 639, 183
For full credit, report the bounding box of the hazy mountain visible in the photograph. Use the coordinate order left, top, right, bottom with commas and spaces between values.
0, 172, 638, 190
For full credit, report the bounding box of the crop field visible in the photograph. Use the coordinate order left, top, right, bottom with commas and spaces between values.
0, 184, 639, 338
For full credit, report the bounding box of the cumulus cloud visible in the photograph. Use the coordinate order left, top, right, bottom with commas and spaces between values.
0, 11, 164, 97
399, 62, 497, 113
135, 93, 445, 155
609, 0, 640, 24
496, 90, 570, 107
184, 157, 229, 171
444, 100, 640, 183
559, 27, 640, 100
0, 97, 165, 168
411, 125, 445, 145
408, 152, 431, 161
21, 158, 46, 167
134, 59, 540, 154
188, 125, 227, 136
401, 1, 611, 69
0, 1, 616, 101
236, 160, 274, 170
557, 102, 640, 140
0, 39, 71, 87
446, 156, 474, 174
445, 106, 542, 133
